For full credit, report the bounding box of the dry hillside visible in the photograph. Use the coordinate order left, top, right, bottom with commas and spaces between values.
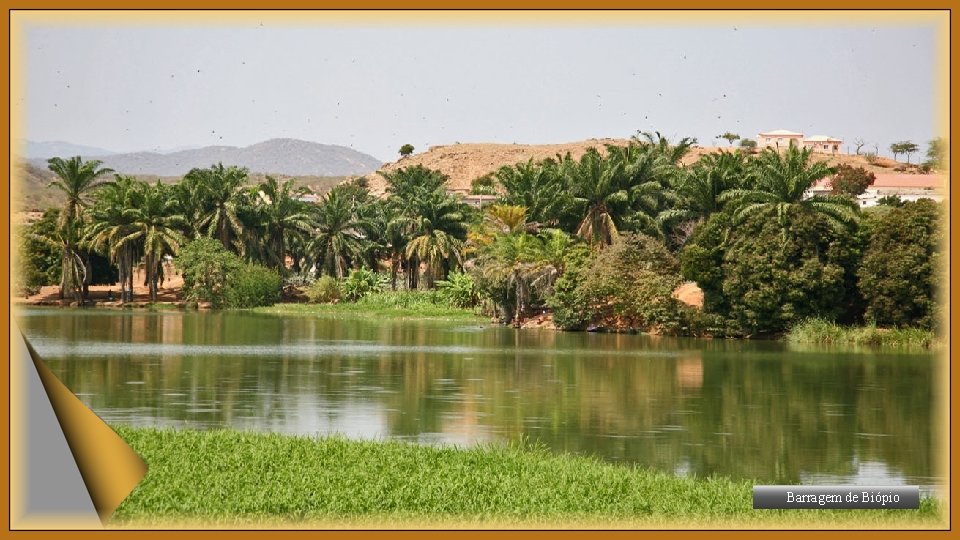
360, 140, 913, 196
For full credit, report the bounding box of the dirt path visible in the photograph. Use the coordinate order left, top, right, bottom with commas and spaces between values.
18, 266, 184, 305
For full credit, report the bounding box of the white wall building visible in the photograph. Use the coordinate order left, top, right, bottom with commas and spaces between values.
758, 129, 804, 149
758, 130, 843, 154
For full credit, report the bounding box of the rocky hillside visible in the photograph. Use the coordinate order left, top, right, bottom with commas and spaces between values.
363, 139, 910, 196
25, 138, 383, 177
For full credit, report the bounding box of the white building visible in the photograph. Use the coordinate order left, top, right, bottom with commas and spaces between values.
758, 130, 843, 154
802, 135, 843, 154
808, 174, 945, 207
757, 129, 804, 150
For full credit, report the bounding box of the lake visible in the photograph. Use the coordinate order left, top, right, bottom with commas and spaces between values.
15, 307, 943, 492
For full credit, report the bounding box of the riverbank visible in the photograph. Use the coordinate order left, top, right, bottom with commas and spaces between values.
252, 291, 486, 321
110, 426, 942, 528
786, 318, 938, 349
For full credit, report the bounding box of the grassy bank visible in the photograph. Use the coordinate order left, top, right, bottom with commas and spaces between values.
254, 291, 486, 321
112, 427, 941, 528
786, 318, 938, 349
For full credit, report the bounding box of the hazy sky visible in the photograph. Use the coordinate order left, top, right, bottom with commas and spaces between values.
16, 12, 945, 162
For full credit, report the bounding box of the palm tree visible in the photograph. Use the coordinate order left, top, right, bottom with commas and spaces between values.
184, 163, 249, 253
483, 204, 535, 235
83, 175, 143, 302
719, 145, 858, 236
475, 230, 569, 325
405, 189, 469, 288
381, 165, 448, 202
562, 148, 628, 246
606, 143, 675, 239
495, 158, 570, 226
253, 176, 315, 273
29, 214, 86, 303
382, 165, 462, 289
660, 150, 749, 226
359, 199, 409, 289
633, 131, 697, 165
47, 156, 115, 230
119, 182, 187, 302
171, 176, 206, 239
46, 156, 114, 300
309, 186, 365, 278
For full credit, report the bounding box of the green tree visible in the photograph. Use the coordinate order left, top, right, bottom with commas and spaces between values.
495, 158, 571, 227
83, 175, 143, 302
682, 208, 861, 335
405, 188, 469, 288
16, 210, 63, 295
549, 233, 688, 333
309, 185, 366, 278
360, 199, 407, 290
382, 165, 458, 289
184, 163, 249, 253
924, 137, 946, 170
177, 237, 243, 307
718, 132, 740, 146
475, 231, 548, 324
607, 143, 673, 240
659, 150, 748, 238
46, 156, 115, 230
633, 131, 696, 165
831, 164, 876, 197
253, 176, 315, 273
562, 148, 628, 246
720, 145, 858, 237
876, 194, 905, 208
470, 174, 497, 196
121, 182, 187, 302
889, 141, 919, 163
399, 143, 415, 157
46, 156, 115, 301
739, 138, 757, 151
901, 141, 919, 164
858, 200, 942, 328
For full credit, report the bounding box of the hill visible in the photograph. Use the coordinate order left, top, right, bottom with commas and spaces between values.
13, 160, 350, 212
21, 140, 117, 159
363, 140, 912, 196
25, 138, 383, 177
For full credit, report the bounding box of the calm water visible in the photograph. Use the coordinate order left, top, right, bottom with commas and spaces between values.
16, 307, 943, 491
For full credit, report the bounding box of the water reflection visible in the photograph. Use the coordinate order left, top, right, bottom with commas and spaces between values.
16, 307, 940, 490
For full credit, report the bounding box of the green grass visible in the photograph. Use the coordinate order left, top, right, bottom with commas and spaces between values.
253, 291, 486, 321
111, 427, 943, 528
786, 318, 939, 349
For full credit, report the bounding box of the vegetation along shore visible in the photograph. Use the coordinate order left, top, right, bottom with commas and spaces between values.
16, 132, 944, 341
111, 426, 942, 528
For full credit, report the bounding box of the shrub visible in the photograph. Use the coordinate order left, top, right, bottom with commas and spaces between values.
342, 268, 381, 302
549, 233, 688, 334
682, 209, 861, 336
876, 195, 905, 208
436, 271, 481, 308
177, 238, 242, 308
306, 276, 341, 304
858, 199, 942, 329
831, 164, 875, 197
223, 264, 282, 308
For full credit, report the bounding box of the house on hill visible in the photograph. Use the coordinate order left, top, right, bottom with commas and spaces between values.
758, 130, 843, 154
758, 129, 804, 150
802, 135, 843, 154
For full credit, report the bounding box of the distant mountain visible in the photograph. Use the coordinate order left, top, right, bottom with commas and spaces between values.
22, 140, 117, 160
25, 138, 383, 177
